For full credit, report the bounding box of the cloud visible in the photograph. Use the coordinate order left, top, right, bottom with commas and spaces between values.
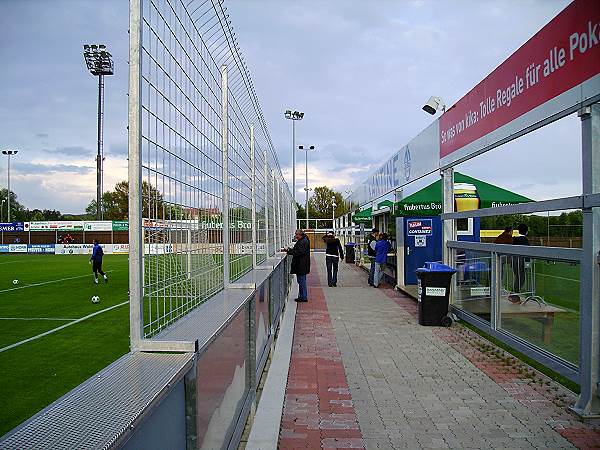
12, 162, 94, 175
36, 133, 48, 138
43, 146, 93, 157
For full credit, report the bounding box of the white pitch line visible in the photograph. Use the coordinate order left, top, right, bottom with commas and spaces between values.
0, 259, 35, 266
536, 273, 579, 283
0, 317, 76, 321
0, 300, 129, 353
0, 270, 116, 293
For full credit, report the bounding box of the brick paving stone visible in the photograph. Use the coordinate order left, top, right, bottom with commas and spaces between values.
278, 258, 365, 450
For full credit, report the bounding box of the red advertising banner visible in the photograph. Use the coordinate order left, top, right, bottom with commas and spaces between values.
440, 0, 600, 158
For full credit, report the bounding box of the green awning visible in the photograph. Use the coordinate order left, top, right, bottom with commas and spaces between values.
352, 207, 372, 224
377, 200, 394, 209
395, 172, 532, 217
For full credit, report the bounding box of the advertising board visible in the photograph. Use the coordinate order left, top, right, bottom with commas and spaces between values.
28, 244, 56, 254
9, 244, 28, 253
30, 221, 84, 232
112, 243, 130, 254
440, 0, 600, 165
0, 222, 25, 232
55, 244, 94, 255
112, 221, 129, 231
0, 245, 9, 253
407, 219, 433, 236
84, 221, 113, 232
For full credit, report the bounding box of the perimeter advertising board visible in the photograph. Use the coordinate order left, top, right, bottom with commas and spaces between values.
0, 222, 25, 232
84, 221, 113, 232
440, 0, 600, 165
112, 221, 129, 231
28, 244, 56, 254
30, 221, 84, 232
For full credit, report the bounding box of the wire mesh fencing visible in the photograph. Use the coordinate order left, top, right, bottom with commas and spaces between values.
130, 0, 295, 340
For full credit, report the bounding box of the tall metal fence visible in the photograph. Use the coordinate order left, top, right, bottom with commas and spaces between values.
129, 0, 296, 343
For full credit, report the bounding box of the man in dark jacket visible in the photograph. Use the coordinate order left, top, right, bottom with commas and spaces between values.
283, 230, 311, 302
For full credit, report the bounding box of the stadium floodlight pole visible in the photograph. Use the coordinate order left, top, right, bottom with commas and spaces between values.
284, 110, 304, 207
298, 145, 315, 229
83, 44, 114, 220
1, 150, 18, 222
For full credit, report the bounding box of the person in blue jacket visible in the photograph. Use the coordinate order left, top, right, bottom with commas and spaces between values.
90, 239, 108, 284
373, 233, 391, 288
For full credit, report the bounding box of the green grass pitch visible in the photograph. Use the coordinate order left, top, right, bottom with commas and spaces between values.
0, 254, 131, 436
0, 252, 255, 436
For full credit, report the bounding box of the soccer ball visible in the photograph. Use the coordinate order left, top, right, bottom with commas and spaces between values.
91, 296, 100, 304
12, 279, 19, 285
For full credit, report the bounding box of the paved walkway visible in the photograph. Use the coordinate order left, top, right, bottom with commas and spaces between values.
278, 253, 600, 450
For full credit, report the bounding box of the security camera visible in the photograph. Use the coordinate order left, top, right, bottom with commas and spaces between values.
422, 96, 446, 115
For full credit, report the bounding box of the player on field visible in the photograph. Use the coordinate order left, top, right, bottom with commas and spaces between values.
90, 239, 108, 284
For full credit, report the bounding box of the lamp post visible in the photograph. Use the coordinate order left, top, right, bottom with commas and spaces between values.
1, 150, 18, 222
284, 110, 304, 206
298, 145, 315, 229
83, 44, 114, 220
332, 197, 336, 231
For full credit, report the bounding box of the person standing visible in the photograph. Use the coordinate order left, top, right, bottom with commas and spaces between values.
322, 231, 344, 287
90, 239, 108, 284
282, 229, 311, 302
367, 228, 379, 285
511, 224, 530, 299
373, 233, 391, 288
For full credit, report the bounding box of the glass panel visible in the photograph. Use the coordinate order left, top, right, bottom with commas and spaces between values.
453, 250, 492, 323
196, 308, 249, 449
498, 257, 580, 366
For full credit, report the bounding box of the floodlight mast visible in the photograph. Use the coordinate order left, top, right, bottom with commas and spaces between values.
83, 44, 114, 220
1, 150, 18, 222
284, 109, 304, 208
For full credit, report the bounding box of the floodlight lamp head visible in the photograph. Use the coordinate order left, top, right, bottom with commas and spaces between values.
285, 110, 292, 118
309, 145, 315, 150
1, 150, 18, 156
422, 96, 446, 115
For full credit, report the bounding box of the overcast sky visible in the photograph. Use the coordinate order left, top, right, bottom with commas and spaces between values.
0, 0, 577, 215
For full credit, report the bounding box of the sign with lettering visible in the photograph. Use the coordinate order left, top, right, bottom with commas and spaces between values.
407, 219, 433, 236
440, 0, 600, 161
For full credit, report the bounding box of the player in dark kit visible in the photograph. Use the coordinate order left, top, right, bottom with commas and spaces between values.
90, 239, 108, 284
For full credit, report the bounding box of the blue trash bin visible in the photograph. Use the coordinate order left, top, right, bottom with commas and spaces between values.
415, 262, 457, 326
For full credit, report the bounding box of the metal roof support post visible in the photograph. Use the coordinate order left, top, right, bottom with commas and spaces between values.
250, 124, 257, 268
573, 103, 600, 417
441, 168, 455, 266
441, 167, 456, 306
263, 151, 269, 256
221, 65, 230, 287
128, 0, 143, 351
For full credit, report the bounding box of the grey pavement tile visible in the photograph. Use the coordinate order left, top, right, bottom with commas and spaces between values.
313, 256, 576, 450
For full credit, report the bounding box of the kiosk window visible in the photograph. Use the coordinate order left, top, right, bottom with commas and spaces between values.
457, 218, 473, 235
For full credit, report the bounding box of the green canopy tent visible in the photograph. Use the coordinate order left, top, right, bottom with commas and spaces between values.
352, 207, 372, 224
395, 172, 532, 217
